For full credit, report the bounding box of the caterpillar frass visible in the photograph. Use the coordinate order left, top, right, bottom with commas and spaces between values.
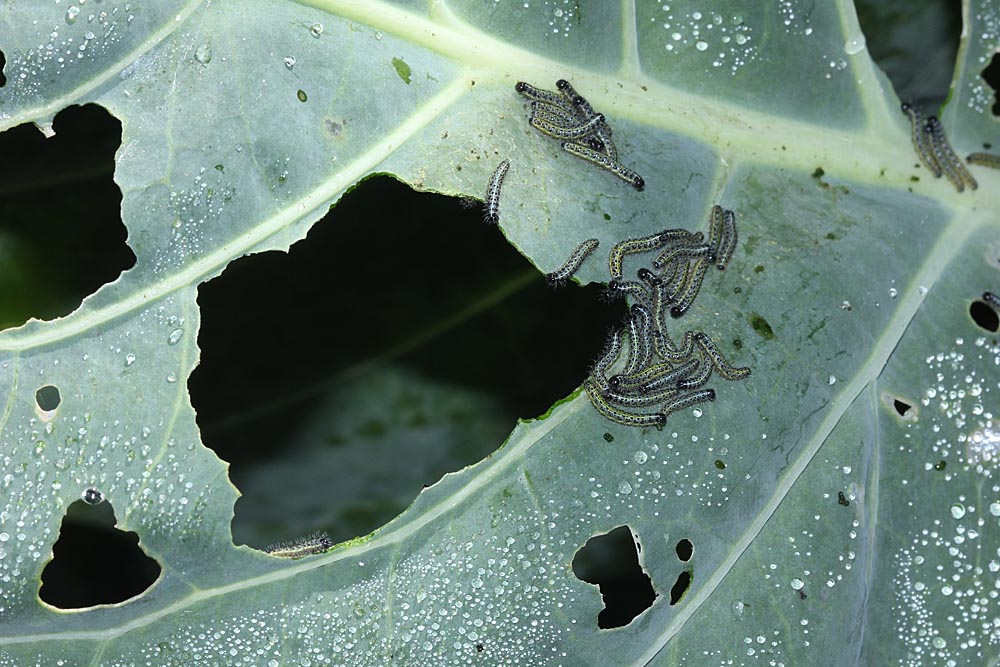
546, 238, 600, 287
484, 159, 510, 225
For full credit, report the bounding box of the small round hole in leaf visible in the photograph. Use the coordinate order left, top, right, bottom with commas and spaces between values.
35, 385, 61, 411
970, 300, 999, 332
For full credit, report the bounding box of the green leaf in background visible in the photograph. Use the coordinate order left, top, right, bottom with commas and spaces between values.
1, 1, 999, 665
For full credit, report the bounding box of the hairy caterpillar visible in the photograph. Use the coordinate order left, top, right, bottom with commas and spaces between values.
265, 532, 334, 559
585, 379, 665, 428
546, 238, 600, 287
561, 142, 645, 191
484, 159, 510, 225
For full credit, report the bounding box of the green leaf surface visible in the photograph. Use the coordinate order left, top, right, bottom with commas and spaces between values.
1, 1, 999, 665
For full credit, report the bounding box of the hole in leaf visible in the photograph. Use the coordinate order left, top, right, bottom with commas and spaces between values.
35, 385, 61, 411
982, 52, 1000, 116
893, 399, 912, 416
0, 104, 134, 331
0, 49, 6, 87
39, 500, 160, 609
970, 300, 999, 332
572, 525, 657, 629
856, 1, 961, 109
669, 571, 692, 605
191, 176, 624, 549
675, 538, 693, 562
881, 392, 918, 420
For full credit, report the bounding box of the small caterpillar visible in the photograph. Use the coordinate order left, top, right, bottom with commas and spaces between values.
531, 100, 584, 130
652, 243, 711, 271
591, 328, 623, 392
585, 379, 665, 428
608, 230, 670, 280
706, 205, 725, 263
901, 103, 941, 178
603, 279, 654, 307
967, 152, 1000, 169
265, 531, 334, 559
561, 141, 645, 191
546, 238, 600, 287
638, 358, 701, 393
610, 358, 698, 393
555, 80, 618, 159
637, 267, 662, 287
669, 259, 711, 318
677, 348, 714, 390
652, 330, 696, 362
484, 159, 510, 225
530, 113, 606, 141
925, 117, 977, 192
694, 332, 751, 381
715, 209, 738, 270
515, 81, 570, 107
661, 388, 716, 420
983, 291, 1000, 309
622, 304, 652, 377
601, 383, 682, 408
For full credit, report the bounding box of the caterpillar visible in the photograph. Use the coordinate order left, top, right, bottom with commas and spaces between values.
677, 348, 714, 390
669, 259, 711, 318
983, 291, 1000, 308
651, 330, 696, 362
591, 327, 623, 392
967, 152, 1000, 169
265, 531, 334, 559
652, 243, 711, 271
600, 383, 682, 408
515, 81, 570, 107
603, 279, 654, 308
622, 304, 653, 376
638, 358, 701, 393
661, 388, 716, 420
555, 79, 618, 159
608, 230, 671, 279
531, 100, 584, 130
561, 141, 644, 191
706, 205, 725, 263
694, 332, 751, 381
610, 358, 699, 393
530, 113, 607, 141
715, 209, 738, 270
925, 117, 977, 192
484, 159, 510, 225
901, 103, 941, 178
585, 379, 666, 428
546, 238, 600, 287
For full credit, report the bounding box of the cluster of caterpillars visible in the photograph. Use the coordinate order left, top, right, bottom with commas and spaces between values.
901, 103, 1000, 191
546, 206, 751, 428
515, 79, 645, 191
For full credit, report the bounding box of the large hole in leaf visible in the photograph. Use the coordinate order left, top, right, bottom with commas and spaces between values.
0, 104, 135, 331
191, 176, 624, 549
572, 525, 657, 629
855, 0, 961, 109
982, 52, 1000, 117
39, 499, 160, 609
0, 49, 6, 88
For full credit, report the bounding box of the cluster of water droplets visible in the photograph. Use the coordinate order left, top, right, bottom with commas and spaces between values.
964, 4, 1000, 114
4, 1, 132, 100
652, 3, 757, 74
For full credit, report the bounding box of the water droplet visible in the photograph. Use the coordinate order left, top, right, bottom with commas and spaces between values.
167, 328, 184, 345
731, 600, 745, 618
309, 23, 324, 38
166, 373, 178, 383
84, 31, 94, 40
828, 375, 836, 385
888, 287, 898, 299
125, 353, 136, 366
692, 408, 703, 418
82, 487, 104, 505
194, 44, 212, 64
790, 578, 804, 590
941, 584, 953, 596
284, 56, 296, 69
618, 481, 633, 495
840, 300, 852, 310
932, 637, 946, 649
989, 501, 1000, 517
695, 40, 709, 51
950, 503, 966, 519
66, 6, 80, 22
844, 35, 866, 55
0, 532, 8, 543
633, 450, 648, 464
